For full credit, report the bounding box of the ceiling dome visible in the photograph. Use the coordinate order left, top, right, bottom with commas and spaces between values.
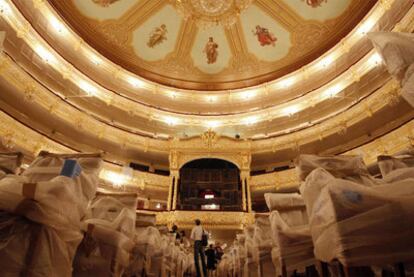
48, 0, 376, 90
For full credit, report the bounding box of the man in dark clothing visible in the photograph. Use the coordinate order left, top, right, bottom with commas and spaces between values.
205, 244, 216, 276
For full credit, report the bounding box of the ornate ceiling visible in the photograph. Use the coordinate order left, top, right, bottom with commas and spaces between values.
1, 0, 414, 176
48, 0, 376, 90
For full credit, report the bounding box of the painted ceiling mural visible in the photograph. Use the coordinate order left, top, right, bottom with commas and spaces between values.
49, 0, 377, 90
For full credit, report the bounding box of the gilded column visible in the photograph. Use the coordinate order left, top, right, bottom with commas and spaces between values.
168, 150, 179, 211
240, 152, 252, 212
245, 174, 252, 212
171, 171, 179, 210
167, 175, 174, 211
240, 172, 247, 211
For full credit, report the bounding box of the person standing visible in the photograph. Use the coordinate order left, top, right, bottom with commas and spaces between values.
205, 244, 216, 277
191, 219, 207, 277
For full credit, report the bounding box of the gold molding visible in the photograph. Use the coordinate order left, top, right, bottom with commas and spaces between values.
156, 211, 255, 230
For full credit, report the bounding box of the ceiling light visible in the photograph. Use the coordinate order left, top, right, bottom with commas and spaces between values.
323, 84, 343, 99
317, 54, 335, 69
168, 90, 178, 99
89, 52, 102, 66
0, 0, 11, 14
48, 14, 66, 34
164, 116, 180, 126
126, 76, 144, 88
100, 170, 126, 187
206, 120, 220, 128
34, 44, 56, 63
282, 105, 300, 116
206, 95, 217, 103
240, 90, 256, 100
357, 19, 376, 36
279, 77, 295, 88
367, 52, 383, 67
78, 80, 98, 96
242, 116, 258, 125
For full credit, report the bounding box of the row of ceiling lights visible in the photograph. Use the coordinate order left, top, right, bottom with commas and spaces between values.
0, 0, 388, 130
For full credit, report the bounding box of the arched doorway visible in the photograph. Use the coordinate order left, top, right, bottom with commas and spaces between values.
177, 158, 242, 211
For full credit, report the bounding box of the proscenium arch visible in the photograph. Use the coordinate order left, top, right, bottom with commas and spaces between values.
180, 158, 239, 170
177, 155, 243, 170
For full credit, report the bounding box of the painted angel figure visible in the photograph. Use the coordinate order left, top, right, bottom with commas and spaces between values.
303, 0, 328, 8
147, 24, 168, 48
253, 25, 277, 47
92, 0, 120, 7
204, 37, 219, 64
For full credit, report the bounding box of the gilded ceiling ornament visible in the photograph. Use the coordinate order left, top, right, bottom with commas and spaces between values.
201, 129, 219, 148
147, 24, 168, 48
386, 84, 401, 106
23, 85, 36, 102
172, 0, 252, 29
1, 133, 15, 149
337, 121, 348, 136
92, 0, 121, 7
303, 0, 328, 8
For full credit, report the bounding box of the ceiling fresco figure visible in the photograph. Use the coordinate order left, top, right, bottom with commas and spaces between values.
303, 0, 328, 8
92, 0, 121, 7
147, 24, 168, 48
204, 37, 219, 64
252, 25, 277, 47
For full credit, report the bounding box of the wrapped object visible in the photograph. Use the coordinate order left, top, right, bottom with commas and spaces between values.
252, 215, 276, 277
74, 192, 138, 277
0, 152, 23, 179
378, 154, 414, 177
22, 152, 102, 213
127, 214, 163, 276
135, 212, 156, 227
296, 154, 369, 182
301, 168, 414, 266
266, 193, 314, 276
0, 152, 102, 277
368, 32, 414, 107
264, 192, 304, 212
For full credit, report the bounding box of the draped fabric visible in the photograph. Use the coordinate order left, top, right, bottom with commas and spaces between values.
299, 154, 414, 267
0, 152, 102, 277
368, 32, 414, 107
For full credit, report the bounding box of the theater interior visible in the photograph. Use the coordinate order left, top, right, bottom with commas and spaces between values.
1, 0, 414, 276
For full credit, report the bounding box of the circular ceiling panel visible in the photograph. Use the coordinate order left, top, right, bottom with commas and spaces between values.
49, 0, 377, 90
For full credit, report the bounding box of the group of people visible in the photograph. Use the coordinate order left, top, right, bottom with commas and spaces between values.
171, 219, 223, 277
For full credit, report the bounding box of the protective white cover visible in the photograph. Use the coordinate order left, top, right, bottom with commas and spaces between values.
135, 212, 156, 227
301, 168, 414, 266
368, 32, 414, 106
264, 192, 305, 212
0, 175, 99, 277
74, 192, 138, 277
0, 152, 101, 277
296, 154, 369, 181
127, 225, 163, 276
378, 154, 414, 177
22, 152, 103, 214
0, 152, 23, 178
269, 210, 314, 275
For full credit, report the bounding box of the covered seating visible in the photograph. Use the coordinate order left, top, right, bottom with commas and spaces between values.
0, 152, 23, 179
265, 192, 316, 277
0, 151, 102, 277
73, 191, 138, 277
298, 154, 414, 276
368, 32, 414, 107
